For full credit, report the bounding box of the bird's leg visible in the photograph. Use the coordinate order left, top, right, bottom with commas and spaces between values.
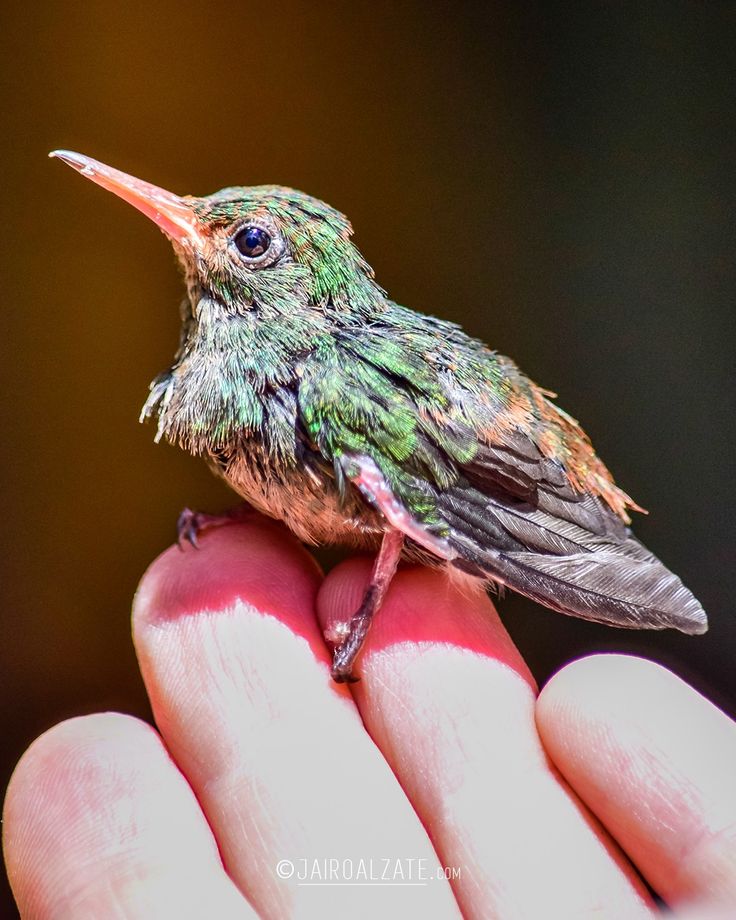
177, 503, 252, 549
331, 529, 405, 683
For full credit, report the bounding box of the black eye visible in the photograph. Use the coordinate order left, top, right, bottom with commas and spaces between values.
234, 225, 272, 258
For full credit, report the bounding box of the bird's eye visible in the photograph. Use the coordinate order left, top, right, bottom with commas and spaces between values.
234, 225, 272, 259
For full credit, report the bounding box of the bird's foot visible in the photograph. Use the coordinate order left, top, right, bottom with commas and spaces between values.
176, 504, 251, 550
328, 530, 405, 683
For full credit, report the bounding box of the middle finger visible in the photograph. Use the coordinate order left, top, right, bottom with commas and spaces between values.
318, 558, 655, 919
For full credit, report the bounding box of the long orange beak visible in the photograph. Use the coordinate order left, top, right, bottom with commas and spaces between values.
49, 150, 205, 249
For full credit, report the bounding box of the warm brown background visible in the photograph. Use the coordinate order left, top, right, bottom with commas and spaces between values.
1, 1, 734, 913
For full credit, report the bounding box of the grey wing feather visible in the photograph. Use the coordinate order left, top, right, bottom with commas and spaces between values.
439, 441, 707, 635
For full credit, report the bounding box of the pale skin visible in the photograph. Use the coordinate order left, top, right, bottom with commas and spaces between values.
3, 516, 736, 919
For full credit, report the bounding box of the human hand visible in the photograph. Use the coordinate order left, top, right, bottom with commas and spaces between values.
4, 516, 736, 918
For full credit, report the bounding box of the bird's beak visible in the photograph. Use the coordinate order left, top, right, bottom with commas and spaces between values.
49, 150, 205, 249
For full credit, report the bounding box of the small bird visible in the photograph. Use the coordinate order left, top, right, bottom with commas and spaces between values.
51, 150, 707, 681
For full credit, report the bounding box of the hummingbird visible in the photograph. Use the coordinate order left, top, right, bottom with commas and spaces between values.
50, 150, 707, 681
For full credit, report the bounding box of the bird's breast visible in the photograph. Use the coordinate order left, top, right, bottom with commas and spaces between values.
211, 444, 384, 549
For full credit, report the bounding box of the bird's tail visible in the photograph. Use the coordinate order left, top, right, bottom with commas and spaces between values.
454, 531, 707, 634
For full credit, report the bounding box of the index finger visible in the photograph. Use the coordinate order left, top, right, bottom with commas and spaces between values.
132, 518, 459, 918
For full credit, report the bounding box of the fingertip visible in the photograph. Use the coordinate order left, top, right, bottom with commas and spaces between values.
4, 713, 252, 919
133, 516, 323, 640
315, 555, 373, 643
317, 559, 535, 688
541, 651, 671, 692
537, 652, 632, 718
535, 653, 696, 804
4, 712, 159, 826
536, 654, 736, 905
537, 653, 706, 738
4, 714, 168, 916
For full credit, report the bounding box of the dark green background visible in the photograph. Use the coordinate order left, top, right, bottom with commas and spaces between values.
1, 2, 734, 913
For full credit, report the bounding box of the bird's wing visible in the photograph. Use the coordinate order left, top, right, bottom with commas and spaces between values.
297, 317, 706, 635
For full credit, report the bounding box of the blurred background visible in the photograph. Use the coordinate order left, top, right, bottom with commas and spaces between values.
1, 1, 734, 911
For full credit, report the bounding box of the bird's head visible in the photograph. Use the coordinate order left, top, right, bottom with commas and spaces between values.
50, 151, 388, 448
49, 150, 382, 318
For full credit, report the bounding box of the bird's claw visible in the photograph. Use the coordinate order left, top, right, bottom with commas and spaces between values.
176, 505, 251, 550
330, 664, 361, 684
177, 508, 205, 549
